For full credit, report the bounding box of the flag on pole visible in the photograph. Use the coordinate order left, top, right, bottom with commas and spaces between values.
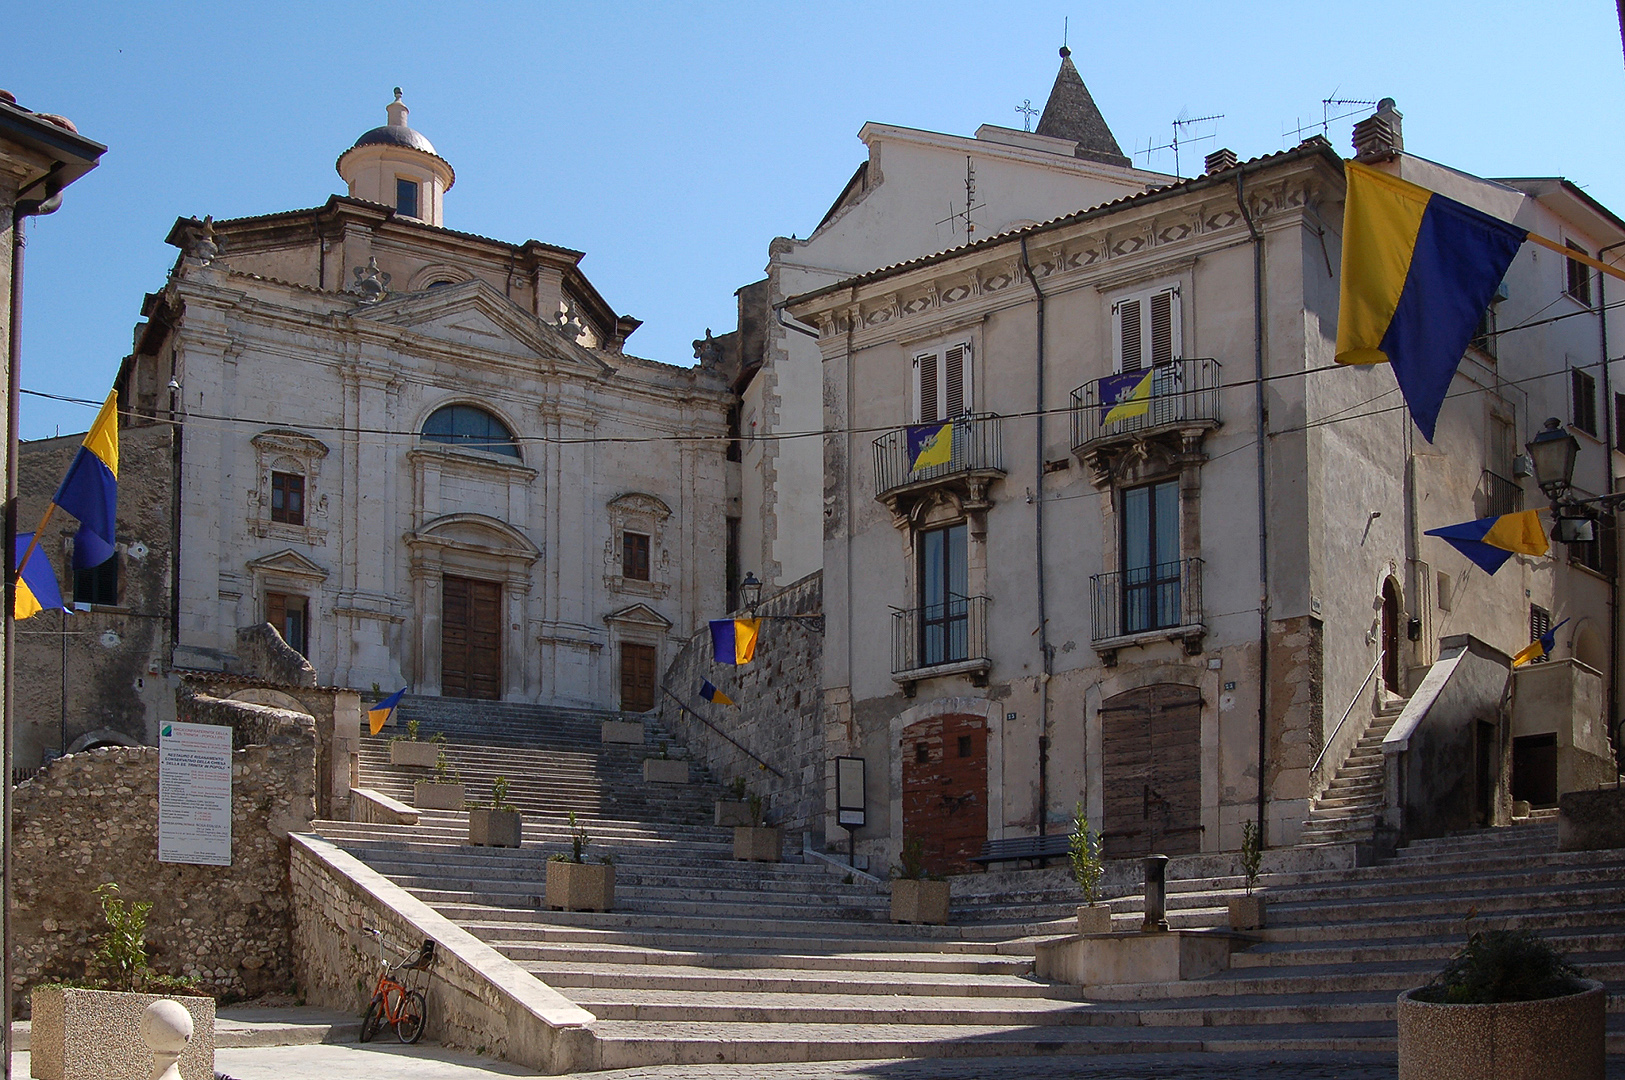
699, 679, 734, 706
1424, 510, 1548, 575
1097, 369, 1155, 425
710, 618, 761, 665
1513, 618, 1569, 668
14, 533, 67, 621
52, 391, 119, 553
906, 422, 953, 471
368, 688, 406, 736
1335, 162, 1527, 442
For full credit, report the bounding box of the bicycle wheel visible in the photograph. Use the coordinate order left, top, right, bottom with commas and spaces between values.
395, 989, 426, 1044
359, 998, 383, 1043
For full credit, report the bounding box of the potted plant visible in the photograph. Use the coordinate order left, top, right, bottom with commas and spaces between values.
890, 839, 950, 925
1397, 928, 1603, 1079
389, 718, 441, 768
468, 776, 523, 847
545, 811, 614, 912
413, 750, 466, 810
1069, 802, 1110, 934
32, 883, 216, 1080
1228, 819, 1265, 930
732, 792, 780, 861
642, 740, 689, 784
716, 776, 755, 827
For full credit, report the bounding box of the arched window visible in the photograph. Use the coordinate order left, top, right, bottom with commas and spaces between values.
421, 404, 520, 458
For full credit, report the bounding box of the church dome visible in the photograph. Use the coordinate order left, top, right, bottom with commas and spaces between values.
336, 88, 455, 226
350, 121, 438, 157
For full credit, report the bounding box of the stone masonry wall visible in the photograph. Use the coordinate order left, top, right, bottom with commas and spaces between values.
11, 696, 316, 1010
657, 572, 825, 836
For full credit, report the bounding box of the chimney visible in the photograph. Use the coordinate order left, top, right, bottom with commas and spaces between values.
1352, 98, 1403, 161
1204, 148, 1238, 174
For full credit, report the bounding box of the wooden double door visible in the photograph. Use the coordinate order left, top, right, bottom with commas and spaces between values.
900, 713, 988, 876
1100, 684, 1202, 857
442, 575, 501, 700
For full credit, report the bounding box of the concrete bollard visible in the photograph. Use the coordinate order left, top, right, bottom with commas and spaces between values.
1141, 854, 1170, 932
140, 999, 193, 1080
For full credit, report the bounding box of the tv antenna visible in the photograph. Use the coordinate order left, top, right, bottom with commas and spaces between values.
1282, 92, 1377, 144
1136, 109, 1224, 179
935, 155, 986, 238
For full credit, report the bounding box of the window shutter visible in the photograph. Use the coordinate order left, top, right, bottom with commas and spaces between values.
1150, 288, 1181, 365
944, 343, 966, 417
1117, 299, 1143, 372
915, 351, 940, 423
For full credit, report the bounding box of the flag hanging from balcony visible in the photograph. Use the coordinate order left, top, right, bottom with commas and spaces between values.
14, 533, 68, 621
1512, 617, 1568, 667
906, 422, 953, 471
1423, 510, 1547, 575
699, 679, 735, 705
1098, 369, 1154, 425
368, 687, 406, 736
1335, 161, 1527, 442
52, 390, 120, 555
710, 618, 761, 665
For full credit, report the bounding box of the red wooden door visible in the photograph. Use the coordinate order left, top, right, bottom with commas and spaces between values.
901, 713, 988, 876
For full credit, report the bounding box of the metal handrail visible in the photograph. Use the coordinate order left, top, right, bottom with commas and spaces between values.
1312, 655, 1383, 776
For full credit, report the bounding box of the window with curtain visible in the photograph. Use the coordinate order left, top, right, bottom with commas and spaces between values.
917, 522, 968, 666
1121, 479, 1182, 633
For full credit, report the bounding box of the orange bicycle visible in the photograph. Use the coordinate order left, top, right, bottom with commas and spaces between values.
359, 927, 434, 1044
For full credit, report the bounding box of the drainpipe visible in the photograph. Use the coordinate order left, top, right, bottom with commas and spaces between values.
1236, 171, 1271, 846
1599, 237, 1625, 769
1020, 237, 1052, 835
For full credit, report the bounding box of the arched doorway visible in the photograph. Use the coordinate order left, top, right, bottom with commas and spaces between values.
1099, 684, 1203, 857
900, 712, 988, 876
1381, 579, 1402, 694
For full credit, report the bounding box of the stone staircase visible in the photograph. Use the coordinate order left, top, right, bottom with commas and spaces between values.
1300, 700, 1403, 846
311, 700, 1625, 1068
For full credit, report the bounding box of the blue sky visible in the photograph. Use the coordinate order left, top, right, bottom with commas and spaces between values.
7, 1, 1624, 439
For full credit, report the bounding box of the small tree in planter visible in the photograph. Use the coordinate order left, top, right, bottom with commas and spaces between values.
414, 750, 466, 810
1398, 928, 1602, 1079
890, 839, 950, 925
545, 811, 614, 911
468, 776, 523, 847
1069, 802, 1110, 934
389, 718, 442, 768
732, 791, 780, 861
716, 776, 754, 827
1228, 820, 1265, 930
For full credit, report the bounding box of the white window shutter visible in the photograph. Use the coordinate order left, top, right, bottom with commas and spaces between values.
915, 351, 939, 424
1150, 288, 1181, 365
944, 343, 967, 417
1117, 298, 1143, 372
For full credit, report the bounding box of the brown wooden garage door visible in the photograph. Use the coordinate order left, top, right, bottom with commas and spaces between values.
901, 713, 988, 876
443, 575, 501, 700
1100, 683, 1202, 857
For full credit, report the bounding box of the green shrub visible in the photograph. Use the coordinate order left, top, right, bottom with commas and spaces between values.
1414, 929, 1586, 1004
432, 751, 460, 785
728, 776, 747, 801
490, 776, 515, 812
1068, 802, 1104, 906
1239, 820, 1262, 896
892, 838, 940, 881
93, 883, 150, 992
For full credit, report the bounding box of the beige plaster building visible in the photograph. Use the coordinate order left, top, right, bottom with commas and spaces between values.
787, 104, 1624, 873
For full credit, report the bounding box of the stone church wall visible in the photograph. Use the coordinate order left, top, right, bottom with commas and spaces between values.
656, 572, 825, 836
11, 696, 316, 1010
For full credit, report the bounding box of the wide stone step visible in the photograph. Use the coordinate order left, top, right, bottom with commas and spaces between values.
574, 989, 1095, 1026
464, 921, 1007, 956
531, 960, 1061, 998
492, 941, 1032, 975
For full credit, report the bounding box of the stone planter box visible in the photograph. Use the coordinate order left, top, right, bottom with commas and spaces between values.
1036, 928, 1234, 986
1228, 894, 1266, 931
389, 741, 440, 768
413, 780, 466, 810
600, 720, 644, 744
715, 799, 756, 827
1558, 787, 1625, 852
468, 808, 523, 847
643, 759, 689, 784
1397, 979, 1605, 1079
31, 986, 216, 1080
545, 860, 615, 912
891, 879, 950, 925
1076, 903, 1112, 935
733, 825, 781, 862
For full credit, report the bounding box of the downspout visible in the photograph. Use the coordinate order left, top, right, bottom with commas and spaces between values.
1236, 170, 1271, 845
1599, 237, 1625, 769
1020, 236, 1052, 835
4, 209, 24, 1080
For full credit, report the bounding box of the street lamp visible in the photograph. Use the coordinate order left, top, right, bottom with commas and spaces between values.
739, 571, 763, 612
1526, 417, 1581, 503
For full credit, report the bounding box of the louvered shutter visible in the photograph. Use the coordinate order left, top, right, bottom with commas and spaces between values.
1116, 288, 1181, 372
944, 343, 966, 417
1150, 289, 1177, 365
1117, 299, 1143, 372
915, 351, 940, 423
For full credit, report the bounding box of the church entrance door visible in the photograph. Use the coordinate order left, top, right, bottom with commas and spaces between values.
1100, 684, 1202, 857
443, 574, 501, 700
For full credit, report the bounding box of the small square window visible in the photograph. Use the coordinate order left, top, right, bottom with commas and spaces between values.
957, 734, 973, 758
396, 178, 420, 219
73, 553, 118, 607
915, 742, 930, 764
271, 471, 305, 525
623, 532, 651, 581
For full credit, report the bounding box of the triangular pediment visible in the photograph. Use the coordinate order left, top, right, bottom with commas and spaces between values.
246, 548, 329, 580
604, 603, 673, 630
356, 278, 610, 372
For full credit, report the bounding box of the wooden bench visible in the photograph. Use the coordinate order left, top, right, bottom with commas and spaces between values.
969, 834, 1071, 869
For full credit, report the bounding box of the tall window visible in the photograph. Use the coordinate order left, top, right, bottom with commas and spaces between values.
1114, 286, 1182, 373
1485, 415, 1520, 517
913, 341, 971, 424
622, 531, 651, 580
1566, 241, 1593, 307
1122, 479, 1181, 633
1572, 368, 1598, 436
421, 404, 521, 458
73, 555, 118, 607
396, 178, 420, 219
267, 592, 308, 657
918, 523, 968, 666
271, 471, 304, 525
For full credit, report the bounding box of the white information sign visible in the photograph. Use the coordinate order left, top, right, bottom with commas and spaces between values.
158, 721, 233, 866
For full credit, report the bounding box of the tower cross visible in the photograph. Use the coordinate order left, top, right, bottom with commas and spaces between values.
1015, 99, 1039, 132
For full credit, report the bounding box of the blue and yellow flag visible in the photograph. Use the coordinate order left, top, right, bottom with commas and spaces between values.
1424, 510, 1548, 575
906, 422, 953, 471
1336, 162, 1527, 442
368, 688, 406, 736
1098, 369, 1154, 425
709, 618, 761, 665
14, 533, 67, 621
1513, 618, 1569, 668
699, 679, 734, 706
53, 391, 119, 555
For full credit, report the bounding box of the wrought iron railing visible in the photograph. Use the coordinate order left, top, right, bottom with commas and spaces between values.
1070, 358, 1222, 450
873, 413, 1004, 500
1090, 558, 1204, 643
891, 595, 991, 675
1482, 469, 1523, 518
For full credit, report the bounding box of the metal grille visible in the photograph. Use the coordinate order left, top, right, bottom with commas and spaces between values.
1483, 469, 1522, 518
892, 595, 991, 675
1071, 358, 1221, 450
1090, 558, 1204, 643
873, 413, 1004, 500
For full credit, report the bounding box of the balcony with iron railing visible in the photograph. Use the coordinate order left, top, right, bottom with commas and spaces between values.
1089, 558, 1205, 661
872, 413, 1005, 513
1071, 358, 1222, 458
891, 594, 991, 693
1482, 469, 1523, 518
